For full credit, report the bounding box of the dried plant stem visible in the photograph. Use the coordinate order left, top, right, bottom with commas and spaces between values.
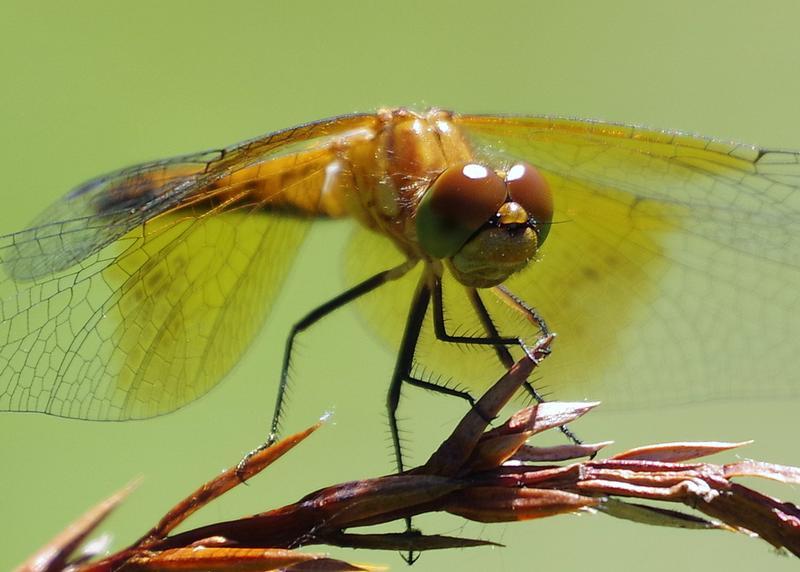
15, 345, 800, 571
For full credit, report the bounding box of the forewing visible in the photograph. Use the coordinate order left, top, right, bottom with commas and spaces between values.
0, 114, 377, 419
455, 114, 800, 406
2, 113, 375, 281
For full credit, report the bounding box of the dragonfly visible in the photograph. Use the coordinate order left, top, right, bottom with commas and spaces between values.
0, 108, 798, 473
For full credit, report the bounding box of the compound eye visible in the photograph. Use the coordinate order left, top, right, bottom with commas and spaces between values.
416, 163, 506, 258
505, 163, 553, 244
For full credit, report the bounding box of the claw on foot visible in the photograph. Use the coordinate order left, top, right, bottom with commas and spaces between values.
235, 437, 276, 482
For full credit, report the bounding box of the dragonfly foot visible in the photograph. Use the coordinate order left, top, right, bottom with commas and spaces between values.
400, 525, 422, 565
235, 436, 277, 482
402, 549, 421, 566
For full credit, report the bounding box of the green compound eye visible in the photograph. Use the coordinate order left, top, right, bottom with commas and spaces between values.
416, 163, 506, 259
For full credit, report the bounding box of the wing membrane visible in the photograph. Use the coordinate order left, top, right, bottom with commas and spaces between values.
454, 115, 800, 406
0, 114, 378, 419
2, 113, 375, 281
457, 115, 800, 262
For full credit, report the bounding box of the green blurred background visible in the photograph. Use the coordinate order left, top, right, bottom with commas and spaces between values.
1, 1, 799, 570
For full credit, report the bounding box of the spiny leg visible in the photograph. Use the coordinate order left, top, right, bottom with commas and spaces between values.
473, 285, 582, 445
432, 278, 523, 348
386, 276, 547, 563
431, 278, 581, 443
387, 275, 432, 474
385, 274, 432, 565
491, 284, 551, 338
387, 274, 527, 473
466, 288, 517, 369
236, 262, 413, 478
403, 376, 476, 406
269, 260, 414, 443
385, 276, 579, 561
409, 278, 534, 424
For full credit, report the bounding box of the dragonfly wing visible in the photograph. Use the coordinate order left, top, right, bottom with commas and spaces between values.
0, 113, 378, 419
3, 155, 210, 281
455, 114, 800, 406
2, 113, 375, 281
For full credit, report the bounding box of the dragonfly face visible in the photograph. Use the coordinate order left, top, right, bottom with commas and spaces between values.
417, 161, 553, 287
0, 108, 797, 462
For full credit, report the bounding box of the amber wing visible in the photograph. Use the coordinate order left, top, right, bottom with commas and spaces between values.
454, 114, 800, 406
0, 114, 377, 419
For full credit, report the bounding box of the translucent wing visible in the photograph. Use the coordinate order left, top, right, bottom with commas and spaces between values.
3, 113, 375, 281
6, 155, 210, 281
0, 114, 378, 419
453, 114, 800, 406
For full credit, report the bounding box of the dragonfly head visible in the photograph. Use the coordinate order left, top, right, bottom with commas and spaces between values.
416, 162, 553, 288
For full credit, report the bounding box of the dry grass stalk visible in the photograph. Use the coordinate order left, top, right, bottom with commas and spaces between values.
16, 334, 800, 570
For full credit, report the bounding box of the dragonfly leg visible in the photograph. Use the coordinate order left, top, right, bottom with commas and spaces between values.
473, 286, 583, 445
268, 260, 415, 443
385, 276, 432, 564
403, 376, 475, 405
491, 284, 551, 337
466, 287, 541, 367
431, 278, 523, 350
403, 375, 496, 424
237, 261, 414, 480
396, 280, 526, 424
387, 276, 537, 455
384, 276, 507, 465
387, 276, 431, 474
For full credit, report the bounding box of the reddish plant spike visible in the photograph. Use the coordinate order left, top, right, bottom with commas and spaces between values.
612, 441, 749, 463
